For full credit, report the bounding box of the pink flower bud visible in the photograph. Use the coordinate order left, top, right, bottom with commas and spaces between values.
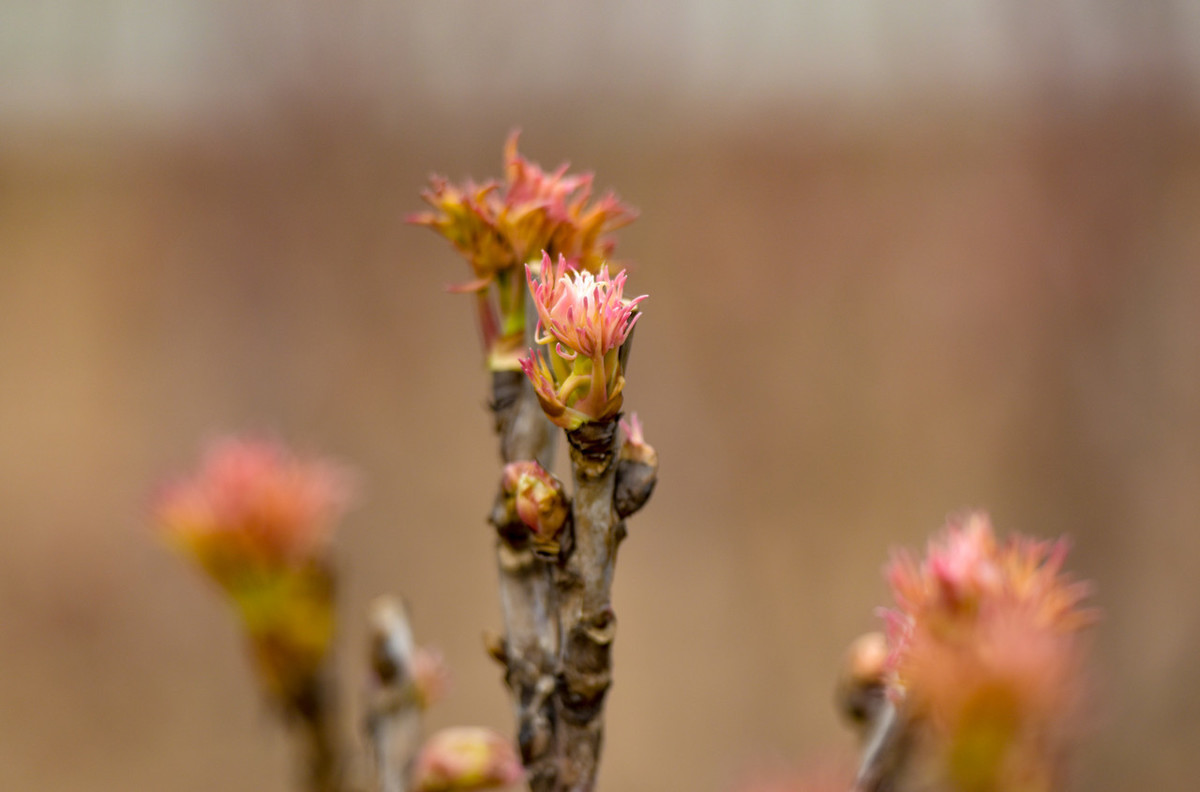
615, 413, 658, 518
412, 727, 524, 792
502, 461, 569, 556
619, 413, 658, 468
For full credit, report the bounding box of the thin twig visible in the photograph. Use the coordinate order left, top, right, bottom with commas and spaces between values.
365, 597, 423, 792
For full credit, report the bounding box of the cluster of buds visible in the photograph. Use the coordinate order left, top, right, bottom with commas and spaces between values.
500, 460, 570, 558
880, 512, 1093, 792
411, 133, 635, 370
519, 253, 646, 430
412, 727, 524, 792
154, 437, 354, 706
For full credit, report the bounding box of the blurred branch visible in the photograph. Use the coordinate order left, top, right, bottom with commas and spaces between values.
290, 669, 344, 792
851, 698, 915, 792
365, 597, 422, 792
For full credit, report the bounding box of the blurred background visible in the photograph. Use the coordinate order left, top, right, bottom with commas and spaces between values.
2, 2, 1199, 790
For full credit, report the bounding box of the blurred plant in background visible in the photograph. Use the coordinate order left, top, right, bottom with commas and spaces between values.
155, 438, 353, 710
844, 514, 1094, 792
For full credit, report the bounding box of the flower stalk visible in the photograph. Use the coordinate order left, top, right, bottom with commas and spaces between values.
553, 417, 624, 792
416, 135, 653, 792
486, 439, 560, 792
154, 437, 356, 792
514, 249, 653, 792
852, 513, 1094, 792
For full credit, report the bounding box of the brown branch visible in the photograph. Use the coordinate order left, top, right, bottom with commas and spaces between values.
289, 668, 343, 792
491, 371, 555, 466
553, 418, 624, 792
489, 370, 561, 792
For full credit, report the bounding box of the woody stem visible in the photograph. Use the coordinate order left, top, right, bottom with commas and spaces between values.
490, 370, 560, 792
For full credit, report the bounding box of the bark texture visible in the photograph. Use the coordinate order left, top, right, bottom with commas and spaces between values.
489, 370, 560, 792
554, 419, 624, 792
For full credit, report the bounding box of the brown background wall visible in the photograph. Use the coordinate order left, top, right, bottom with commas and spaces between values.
2, 5, 1199, 791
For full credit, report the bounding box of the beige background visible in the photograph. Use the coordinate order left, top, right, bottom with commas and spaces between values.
2, 4, 1199, 791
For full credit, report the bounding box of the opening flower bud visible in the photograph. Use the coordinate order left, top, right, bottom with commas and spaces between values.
502, 461, 569, 558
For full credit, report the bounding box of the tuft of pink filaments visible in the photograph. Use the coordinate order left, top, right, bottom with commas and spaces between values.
527, 252, 645, 361
155, 437, 355, 570
518, 252, 646, 429
880, 512, 1095, 792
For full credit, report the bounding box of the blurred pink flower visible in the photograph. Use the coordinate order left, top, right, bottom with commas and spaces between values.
154, 436, 356, 703
155, 436, 354, 575
881, 512, 1094, 792
412, 727, 524, 792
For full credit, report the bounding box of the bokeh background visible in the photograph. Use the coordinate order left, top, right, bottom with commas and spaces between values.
3, 3, 1199, 790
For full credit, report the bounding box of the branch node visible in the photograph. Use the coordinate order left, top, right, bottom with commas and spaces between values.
566, 419, 620, 478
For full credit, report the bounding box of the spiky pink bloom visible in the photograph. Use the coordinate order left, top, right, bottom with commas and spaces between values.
410, 134, 636, 369
411, 132, 636, 282
154, 437, 355, 702
519, 253, 645, 428
156, 437, 354, 574
412, 727, 524, 792
528, 253, 644, 359
500, 132, 636, 275
881, 512, 1094, 792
